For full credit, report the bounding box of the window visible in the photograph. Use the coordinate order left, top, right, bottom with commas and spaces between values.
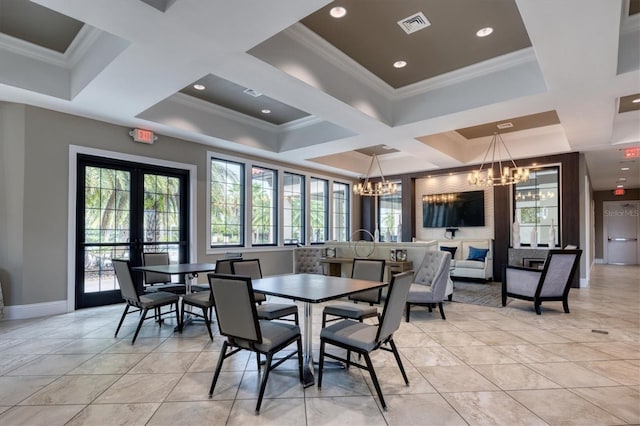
333, 182, 350, 241
283, 172, 305, 245
310, 177, 328, 243
378, 182, 402, 242
210, 158, 244, 247
251, 166, 277, 245
513, 166, 560, 247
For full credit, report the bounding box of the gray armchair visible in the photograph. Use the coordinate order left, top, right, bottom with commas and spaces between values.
405, 250, 451, 321
502, 249, 582, 314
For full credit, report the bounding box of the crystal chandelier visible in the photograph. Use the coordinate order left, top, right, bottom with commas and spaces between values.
468, 132, 530, 186
353, 154, 397, 196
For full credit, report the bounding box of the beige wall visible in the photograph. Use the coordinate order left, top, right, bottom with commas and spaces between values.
0, 104, 351, 308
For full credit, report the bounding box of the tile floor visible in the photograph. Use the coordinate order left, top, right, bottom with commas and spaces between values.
0, 264, 638, 425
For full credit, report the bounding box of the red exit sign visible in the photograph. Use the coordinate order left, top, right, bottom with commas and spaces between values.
613, 188, 626, 196
129, 128, 156, 144
624, 147, 639, 158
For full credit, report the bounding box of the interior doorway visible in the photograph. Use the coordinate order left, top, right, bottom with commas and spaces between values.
603, 201, 639, 265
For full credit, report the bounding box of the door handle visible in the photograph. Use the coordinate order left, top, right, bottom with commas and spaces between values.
608, 237, 638, 241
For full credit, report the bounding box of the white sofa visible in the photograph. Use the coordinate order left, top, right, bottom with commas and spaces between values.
436, 239, 493, 281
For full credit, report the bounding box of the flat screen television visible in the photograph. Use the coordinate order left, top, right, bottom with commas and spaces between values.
422, 190, 485, 228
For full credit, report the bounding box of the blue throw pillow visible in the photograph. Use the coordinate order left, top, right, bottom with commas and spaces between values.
440, 246, 457, 258
467, 246, 489, 262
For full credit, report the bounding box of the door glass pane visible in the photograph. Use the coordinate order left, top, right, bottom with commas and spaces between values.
143, 173, 181, 244
251, 166, 277, 245
333, 182, 349, 241
284, 172, 304, 245
310, 178, 328, 243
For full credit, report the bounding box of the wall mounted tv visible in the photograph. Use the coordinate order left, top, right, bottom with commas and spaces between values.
422, 190, 485, 228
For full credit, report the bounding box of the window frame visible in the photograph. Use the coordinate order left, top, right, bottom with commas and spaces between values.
209, 156, 246, 249
206, 151, 351, 253
283, 171, 306, 246
332, 181, 350, 242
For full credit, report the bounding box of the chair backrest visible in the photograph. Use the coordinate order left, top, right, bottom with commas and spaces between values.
208, 274, 261, 344
293, 247, 325, 274
348, 258, 386, 304
538, 249, 582, 298
230, 258, 263, 279
142, 252, 171, 285
215, 258, 233, 274
376, 270, 413, 342
413, 250, 451, 297
112, 259, 140, 303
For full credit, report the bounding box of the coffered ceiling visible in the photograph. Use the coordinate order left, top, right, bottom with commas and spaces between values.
0, 0, 639, 191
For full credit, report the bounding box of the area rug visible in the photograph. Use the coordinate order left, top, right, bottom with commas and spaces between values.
451, 281, 506, 307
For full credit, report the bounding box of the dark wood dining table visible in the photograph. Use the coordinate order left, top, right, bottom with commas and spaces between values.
251, 273, 388, 387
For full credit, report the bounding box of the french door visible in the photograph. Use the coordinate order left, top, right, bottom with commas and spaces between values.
75, 155, 189, 308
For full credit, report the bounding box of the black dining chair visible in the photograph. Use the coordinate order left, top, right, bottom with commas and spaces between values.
113, 259, 180, 344
207, 273, 303, 414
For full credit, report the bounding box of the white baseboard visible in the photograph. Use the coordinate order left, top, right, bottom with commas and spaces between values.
594, 258, 605, 264
579, 278, 589, 288
3, 300, 68, 320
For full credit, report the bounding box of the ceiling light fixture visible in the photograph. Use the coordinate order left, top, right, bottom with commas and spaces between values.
261, 109, 271, 114
330, 6, 347, 18
617, 184, 624, 188
353, 154, 397, 197
468, 132, 530, 186
476, 27, 494, 37
393, 60, 407, 69
193, 84, 205, 90
632, 98, 640, 103
621, 167, 630, 171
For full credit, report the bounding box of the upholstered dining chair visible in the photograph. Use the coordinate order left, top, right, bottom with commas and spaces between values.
405, 250, 451, 321
502, 249, 582, 314
317, 270, 413, 411
141, 252, 186, 294
181, 290, 215, 340
207, 274, 303, 414
321, 258, 386, 327
113, 259, 180, 344
230, 258, 299, 324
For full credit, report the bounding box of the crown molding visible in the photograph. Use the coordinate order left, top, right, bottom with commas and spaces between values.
0, 32, 67, 68
66, 25, 105, 68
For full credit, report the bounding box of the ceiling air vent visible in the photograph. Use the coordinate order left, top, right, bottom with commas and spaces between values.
243, 88, 262, 97
497, 122, 514, 129
397, 12, 431, 34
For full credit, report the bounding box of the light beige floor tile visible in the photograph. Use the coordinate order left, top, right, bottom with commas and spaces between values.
509, 388, 626, 425
448, 320, 500, 332
516, 330, 573, 344
227, 397, 305, 425
527, 361, 620, 387
393, 332, 440, 347
148, 401, 233, 426
66, 403, 159, 426
128, 351, 198, 374
94, 373, 183, 403
470, 330, 529, 346
472, 364, 561, 390
50, 338, 115, 354
400, 346, 463, 367
102, 337, 166, 354
304, 368, 370, 398
0, 376, 57, 405
583, 341, 640, 359
0, 353, 42, 375
578, 360, 640, 385
494, 344, 567, 363
154, 336, 212, 352
361, 366, 437, 395
0, 404, 85, 425
428, 331, 486, 346
443, 391, 547, 425
538, 342, 616, 361
0, 338, 74, 355
381, 394, 468, 425
188, 349, 250, 372
19, 374, 120, 405
305, 396, 386, 426
69, 353, 146, 374
419, 365, 499, 392
168, 371, 242, 401
446, 345, 517, 365
236, 370, 305, 400
6, 353, 94, 376
570, 386, 640, 424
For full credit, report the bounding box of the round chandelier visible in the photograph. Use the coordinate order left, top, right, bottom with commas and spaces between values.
468, 132, 530, 186
353, 154, 398, 196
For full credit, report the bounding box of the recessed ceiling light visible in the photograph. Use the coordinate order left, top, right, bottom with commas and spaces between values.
476, 27, 493, 37
393, 60, 407, 69
261, 109, 271, 114
193, 84, 205, 90
330, 6, 347, 18
632, 98, 640, 103
617, 184, 624, 188
621, 167, 630, 171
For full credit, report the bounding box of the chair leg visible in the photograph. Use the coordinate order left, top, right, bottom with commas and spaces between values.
179, 300, 185, 333
131, 308, 148, 344
534, 302, 542, 315
317, 340, 326, 388
115, 304, 130, 337
563, 298, 570, 313
202, 307, 213, 340
322, 312, 327, 328
389, 339, 409, 386
256, 353, 261, 371
255, 352, 273, 414
296, 337, 303, 383
405, 303, 410, 322
209, 341, 228, 397
501, 291, 507, 307
294, 311, 299, 326
363, 352, 387, 411
438, 302, 446, 320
